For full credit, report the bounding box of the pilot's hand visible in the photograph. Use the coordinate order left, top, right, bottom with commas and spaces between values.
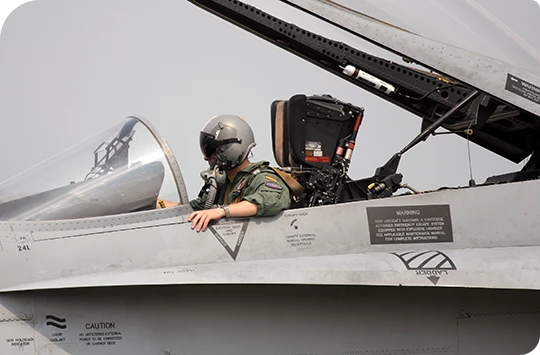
188, 208, 226, 232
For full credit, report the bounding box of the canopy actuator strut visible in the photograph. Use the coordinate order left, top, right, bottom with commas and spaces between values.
374, 90, 480, 179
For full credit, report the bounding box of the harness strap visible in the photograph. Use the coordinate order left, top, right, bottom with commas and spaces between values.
230, 167, 262, 204
229, 163, 305, 206
267, 167, 305, 199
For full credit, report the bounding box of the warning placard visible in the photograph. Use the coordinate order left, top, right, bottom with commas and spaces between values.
505, 74, 540, 105
367, 205, 453, 245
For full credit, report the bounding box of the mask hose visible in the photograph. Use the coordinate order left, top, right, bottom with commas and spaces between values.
204, 176, 218, 209
198, 167, 226, 209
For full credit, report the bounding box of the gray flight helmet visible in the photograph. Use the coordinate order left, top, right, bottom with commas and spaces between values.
199, 115, 257, 170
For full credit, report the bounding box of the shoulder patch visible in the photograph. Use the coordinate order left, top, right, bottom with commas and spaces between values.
265, 175, 278, 183
265, 182, 283, 190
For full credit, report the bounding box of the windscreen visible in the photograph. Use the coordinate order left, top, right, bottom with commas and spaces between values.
0, 117, 181, 221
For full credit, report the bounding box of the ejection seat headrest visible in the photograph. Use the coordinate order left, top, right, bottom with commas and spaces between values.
271, 99, 298, 168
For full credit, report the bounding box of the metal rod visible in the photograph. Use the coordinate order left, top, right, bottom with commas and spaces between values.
399, 183, 422, 194
400, 90, 480, 155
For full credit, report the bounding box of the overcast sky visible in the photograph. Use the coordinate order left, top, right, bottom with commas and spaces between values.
0, 0, 538, 200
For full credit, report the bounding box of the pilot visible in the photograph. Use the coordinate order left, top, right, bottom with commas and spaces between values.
188, 114, 291, 232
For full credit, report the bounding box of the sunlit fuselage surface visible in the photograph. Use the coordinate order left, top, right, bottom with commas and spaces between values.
0, 114, 538, 355
0, 117, 182, 221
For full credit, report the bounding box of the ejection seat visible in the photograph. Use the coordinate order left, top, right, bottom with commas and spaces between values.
270, 94, 365, 207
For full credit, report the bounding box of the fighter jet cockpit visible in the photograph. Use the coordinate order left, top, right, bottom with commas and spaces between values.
0, 117, 186, 221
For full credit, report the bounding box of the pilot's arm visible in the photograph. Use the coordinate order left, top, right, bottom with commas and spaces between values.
240, 172, 291, 217
188, 172, 290, 232
188, 200, 257, 232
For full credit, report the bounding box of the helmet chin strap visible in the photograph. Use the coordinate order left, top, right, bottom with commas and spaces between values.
215, 152, 230, 170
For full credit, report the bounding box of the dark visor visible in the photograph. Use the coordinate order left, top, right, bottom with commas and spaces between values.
199, 132, 241, 158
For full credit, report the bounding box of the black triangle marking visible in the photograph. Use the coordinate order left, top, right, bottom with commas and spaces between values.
427, 276, 440, 286
208, 221, 249, 260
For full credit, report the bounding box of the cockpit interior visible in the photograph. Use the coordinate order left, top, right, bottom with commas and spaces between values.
1, 93, 537, 222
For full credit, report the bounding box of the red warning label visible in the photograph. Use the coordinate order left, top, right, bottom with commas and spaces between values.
305, 156, 330, 163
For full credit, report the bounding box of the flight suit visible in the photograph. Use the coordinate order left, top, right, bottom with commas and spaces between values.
190, 161, 291, 217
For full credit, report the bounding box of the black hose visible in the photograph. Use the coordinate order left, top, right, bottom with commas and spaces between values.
204, 176, 218, 209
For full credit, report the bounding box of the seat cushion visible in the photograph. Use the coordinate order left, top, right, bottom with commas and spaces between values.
271, 100, 290, 167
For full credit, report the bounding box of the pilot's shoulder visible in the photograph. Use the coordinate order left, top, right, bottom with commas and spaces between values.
250, 162, 278, 177
252, 171, 288, 193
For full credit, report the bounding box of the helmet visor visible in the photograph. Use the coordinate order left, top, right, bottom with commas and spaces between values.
199, 132, 242, 158
200, 132, 219, 158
